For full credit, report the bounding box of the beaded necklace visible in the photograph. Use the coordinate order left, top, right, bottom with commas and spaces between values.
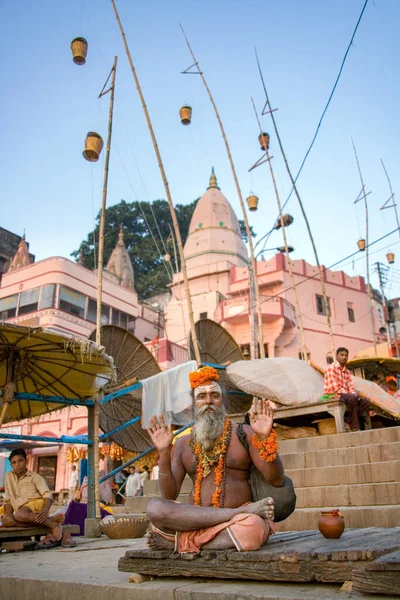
190, 417, 232, 508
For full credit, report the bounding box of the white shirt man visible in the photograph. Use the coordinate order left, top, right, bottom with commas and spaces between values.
125, 467, 142, 497
68, 465, 79, 502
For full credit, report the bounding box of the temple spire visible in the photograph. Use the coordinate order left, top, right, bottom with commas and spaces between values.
105, 224, 135, 290
207, 167, 220, 190
8, 234, 31, 272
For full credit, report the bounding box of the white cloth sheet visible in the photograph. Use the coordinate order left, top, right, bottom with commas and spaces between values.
141, 360, 197, 427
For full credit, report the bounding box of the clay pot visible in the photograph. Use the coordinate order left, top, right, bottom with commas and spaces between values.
318, 510, 345, 539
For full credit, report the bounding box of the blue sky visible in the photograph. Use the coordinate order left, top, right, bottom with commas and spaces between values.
2, 0, 400, 296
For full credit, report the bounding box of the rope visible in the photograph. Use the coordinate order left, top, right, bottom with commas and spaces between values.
256, 0, 370, 248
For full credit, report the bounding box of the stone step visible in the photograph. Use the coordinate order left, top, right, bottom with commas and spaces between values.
286, 460, 400, 488
124, 492, 190, 514
110, 506, 128, 515
282, 441, 400, 470
295, 482, 400, 508
278, 425, 400, 455
277, 505, 400, 532
143, 476, 192, 497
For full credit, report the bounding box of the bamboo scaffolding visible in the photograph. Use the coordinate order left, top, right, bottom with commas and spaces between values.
180, 24, 265, 360
380, 159, 400, 243
255, 54, 335, 356
88, 56, 118, 527
352, 139, 377, 356
110, 0, 201, 364
251, 98, 308, 360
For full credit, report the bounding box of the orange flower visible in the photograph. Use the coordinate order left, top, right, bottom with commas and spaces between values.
252, 430, 278, 462
189, 366, 219, 389
192, 417, 230, 508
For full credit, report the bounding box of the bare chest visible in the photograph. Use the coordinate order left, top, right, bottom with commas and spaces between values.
180, 428, 251, 477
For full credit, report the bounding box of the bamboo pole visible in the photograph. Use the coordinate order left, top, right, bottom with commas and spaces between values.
111, 0, 201, 364
92, 56, 118, 525
251, 99, 308, 360
376, 262, 392, 355
255, 54, 335, 357
180, 24, 265, 360
0, 382, 15, 428
351, 139, 377, 356
381, 159, 400, 243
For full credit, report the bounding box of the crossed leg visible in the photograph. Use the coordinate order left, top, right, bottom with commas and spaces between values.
3, 506, 62, 544
146, 497, 275, 551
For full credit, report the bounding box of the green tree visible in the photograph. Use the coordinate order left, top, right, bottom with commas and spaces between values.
72, 199, 255, 300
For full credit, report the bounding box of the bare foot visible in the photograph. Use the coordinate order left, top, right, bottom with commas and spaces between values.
52, 514, 65, 524
51, 522, 63, 541
61, 532, 76, 547
245, 497, 275, 521
146, 530, 174, 551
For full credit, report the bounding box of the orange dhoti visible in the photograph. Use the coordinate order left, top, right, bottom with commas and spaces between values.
153, 513, 273, 554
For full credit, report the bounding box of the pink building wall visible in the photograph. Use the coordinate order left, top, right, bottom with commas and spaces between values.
0, 257, 163, 492
166, 252, 384, 367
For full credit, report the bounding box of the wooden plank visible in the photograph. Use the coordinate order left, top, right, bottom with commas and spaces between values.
353, 551, 400, 596
0, 524, 80, 540
119, 528, 400, 584
118, 553, 371, 582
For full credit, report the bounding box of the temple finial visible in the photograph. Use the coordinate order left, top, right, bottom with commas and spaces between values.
118, 224, 124, 244
207, 167, 220, 190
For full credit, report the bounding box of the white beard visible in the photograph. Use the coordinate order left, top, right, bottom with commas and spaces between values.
194, 404, 226, 451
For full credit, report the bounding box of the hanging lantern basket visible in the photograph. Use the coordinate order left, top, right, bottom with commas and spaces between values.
164, 253, 171, 262
246, 194, 259, 212
179, 105, 192, 125
82, 132, 104, 162
258, 132, 270, 151
387, 251, 395, 264
70, 37, 88, 66
357, 239, 366, 251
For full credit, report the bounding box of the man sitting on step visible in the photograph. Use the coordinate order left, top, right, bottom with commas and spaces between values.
2, 448, 78, 548
2, 448, 64, 548
145, 365, 285, 555
324, 347, 370, 432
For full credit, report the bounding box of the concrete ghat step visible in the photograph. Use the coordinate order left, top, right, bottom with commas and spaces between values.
295, 481, 400, 508
278, 425, 400, 454
281, 441, 400, 470
144, 476, 192, 497
277, 505, 400, 532
1, 577, 388, 600
286, 460, 400, 488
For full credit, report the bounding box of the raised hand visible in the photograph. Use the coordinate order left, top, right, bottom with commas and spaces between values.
146, 414, 173, 452
250, 398, 274, 440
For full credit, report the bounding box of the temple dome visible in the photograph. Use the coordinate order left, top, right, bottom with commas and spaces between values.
183, 169, 248, 268
105, 225, 135, 290
8, 235, 31, 272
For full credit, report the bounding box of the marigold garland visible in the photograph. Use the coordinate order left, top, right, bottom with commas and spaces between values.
189, 366, 219, 389
252, 430, 278, 462
191, 417, 231, 507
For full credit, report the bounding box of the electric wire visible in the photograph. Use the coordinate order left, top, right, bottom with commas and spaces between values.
255, 0, 370, 250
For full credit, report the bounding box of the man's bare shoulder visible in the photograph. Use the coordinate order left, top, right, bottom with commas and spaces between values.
172, 434, 191, 452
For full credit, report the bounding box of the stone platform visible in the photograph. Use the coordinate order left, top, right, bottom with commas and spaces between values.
119, 527, 400, 594
0, 533, 396, 600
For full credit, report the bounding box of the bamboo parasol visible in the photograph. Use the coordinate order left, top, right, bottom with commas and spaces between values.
0, 323, 115, 426
89, 325, 161, 452
187, 319, 253, 413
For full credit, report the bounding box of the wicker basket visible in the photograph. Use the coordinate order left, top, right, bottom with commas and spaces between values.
246, 195, 259, 211
317, 418, 337, 436
82, 132, 103, 162
71, 37, 88, 65
258, 132, 270, 151
179, 105, 192, 125
101, 515, 149, 539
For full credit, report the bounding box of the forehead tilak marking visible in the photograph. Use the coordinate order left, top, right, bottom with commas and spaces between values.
194, 382, 222, 398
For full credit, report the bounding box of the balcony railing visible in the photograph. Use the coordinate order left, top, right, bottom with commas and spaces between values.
221, 295, 295, 323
